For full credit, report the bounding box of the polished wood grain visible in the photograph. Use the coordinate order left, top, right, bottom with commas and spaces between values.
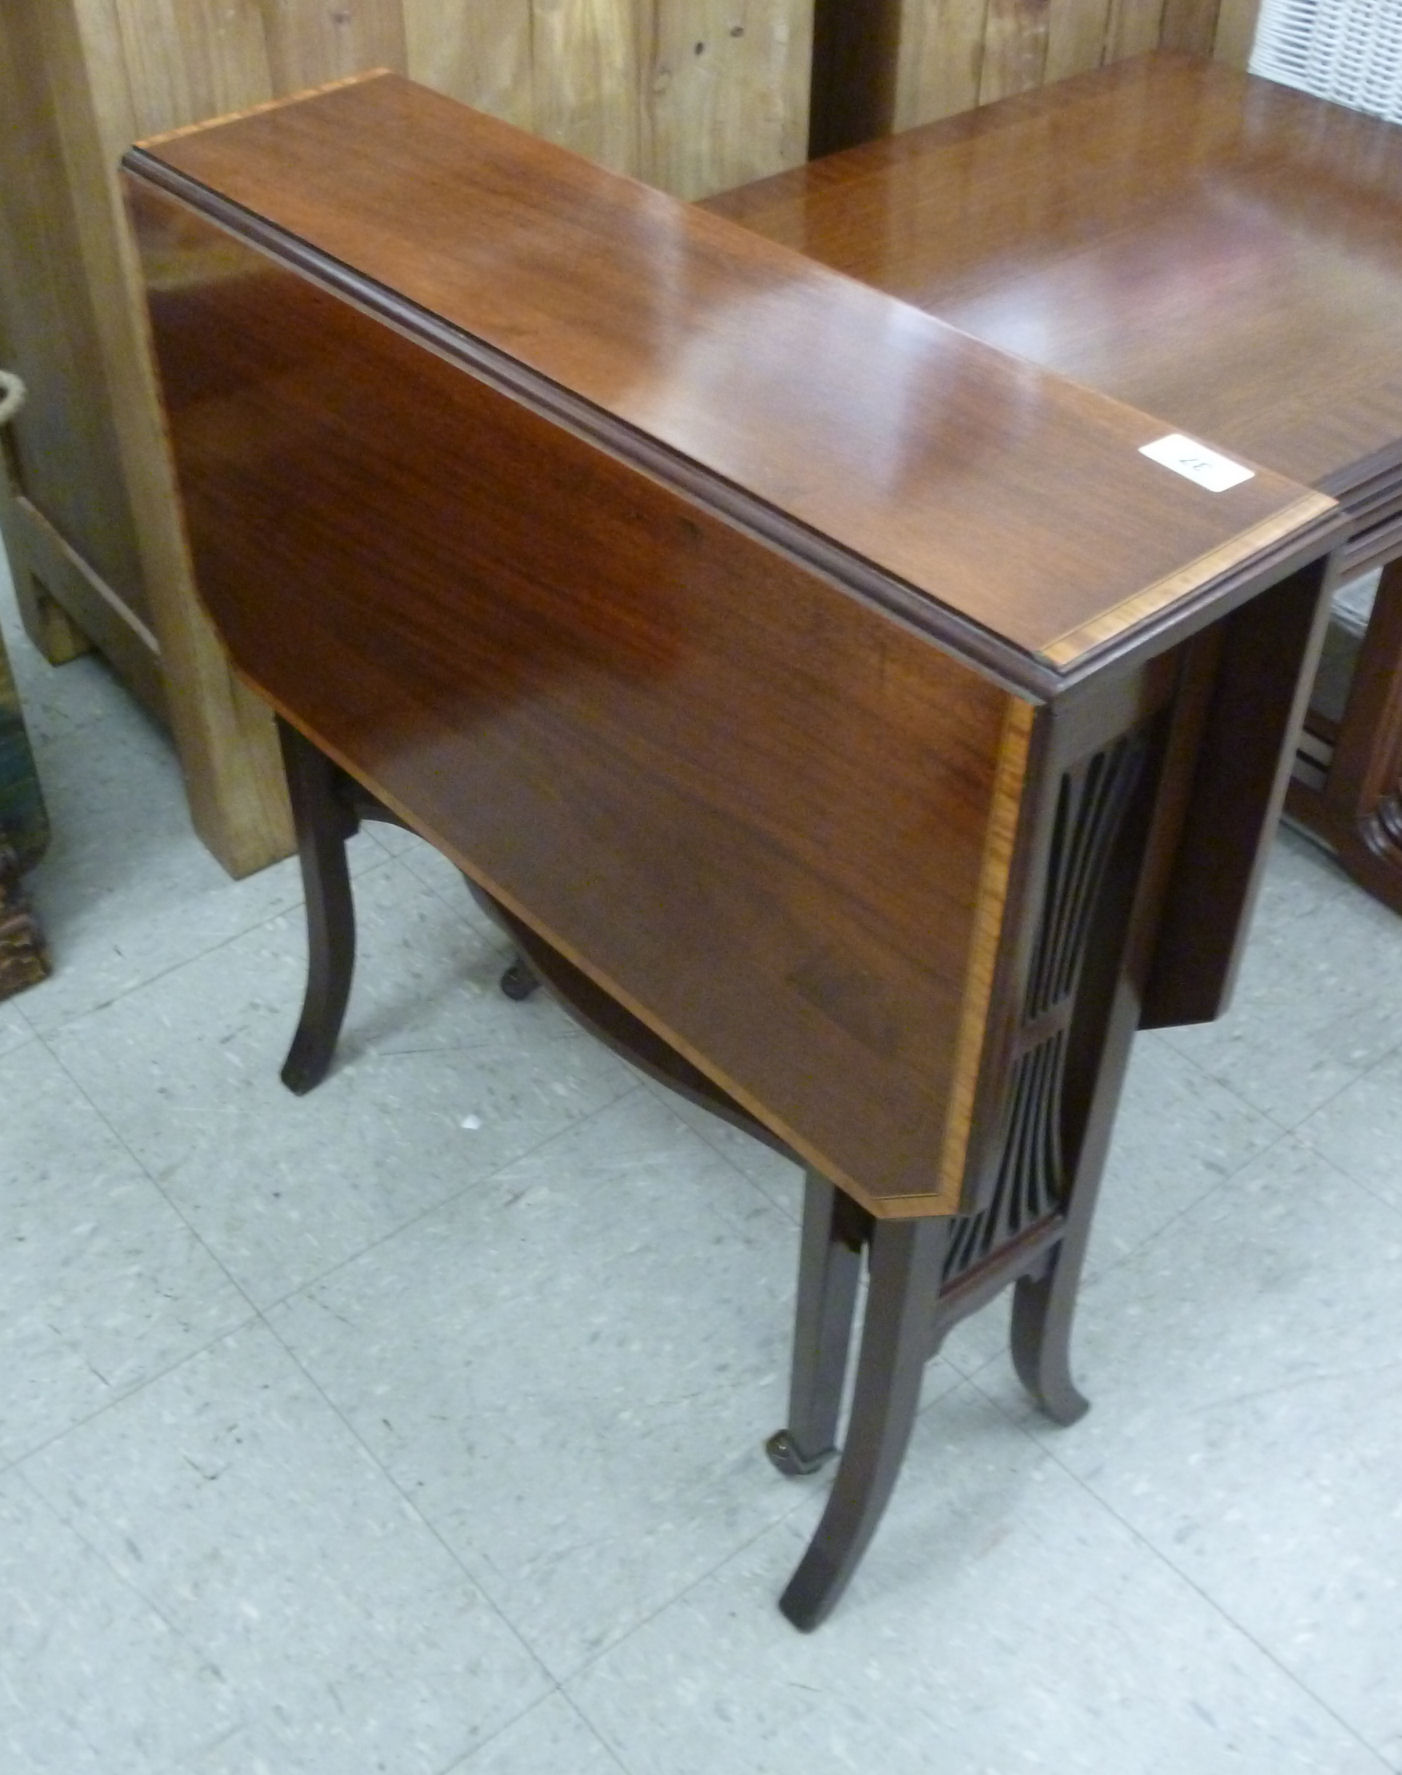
139, 72, 1331, 671
1040, 507, 1341, 668
937, 699, 1034, 1198
124, 73, 1343, 1215
706, 53, 1402, 501
127, 177, 1021, 1214
0, 0, 811, 877
126, 80, 1345, 1623
707, 49, 1402, 910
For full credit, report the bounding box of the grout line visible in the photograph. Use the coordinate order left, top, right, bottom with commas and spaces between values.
968, 1371, 1398, 1772
635, 1074, 803, 1226
248, 1076, 647, 1319
548, 1693, 636, 1775
36, 1026, 265, 1307
431, 1690, 633, 1775
942, 1114, 1399, 1399
9, 1465, 198, 1648
255, 1307, 557, 1706
1077, 1117, 1298, 1287
554, 1493, 818, 1691
1153, 1032, 1346, 1141
16, 846, 392, 1045
9, 553, 1402, 1764
1283, 1099, 1402, 1224
5, 1310, 262, 1476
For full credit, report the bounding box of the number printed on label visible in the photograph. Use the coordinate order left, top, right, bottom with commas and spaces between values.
1139, 433, 1255, 492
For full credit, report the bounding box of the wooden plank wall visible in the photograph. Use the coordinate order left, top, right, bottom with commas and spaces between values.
87, 1, 812, 201
813, 0, 1262, 151
1, 0, 813, 874
4, 0, 1262, 873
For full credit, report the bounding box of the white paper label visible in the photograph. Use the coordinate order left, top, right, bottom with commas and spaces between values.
1139, 433, 1255, 492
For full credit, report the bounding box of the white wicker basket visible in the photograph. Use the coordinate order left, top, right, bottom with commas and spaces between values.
1251, 0, 1402, 123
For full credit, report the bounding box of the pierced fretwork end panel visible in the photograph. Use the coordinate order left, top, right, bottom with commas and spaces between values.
942, 733, 1149, 1291
942, 1031, 1066, 1281
1024, 738, 1147, 1027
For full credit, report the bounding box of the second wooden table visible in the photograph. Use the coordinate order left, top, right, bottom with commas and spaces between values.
708, 49, 1402, 912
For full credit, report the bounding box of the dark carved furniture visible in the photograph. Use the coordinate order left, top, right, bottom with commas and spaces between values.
706, 49, 1402, 913
124, 74, 1342, 1626
0, 607, 49, 1000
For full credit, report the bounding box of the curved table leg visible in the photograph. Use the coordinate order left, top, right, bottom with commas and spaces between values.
779, 1213, 947, 1632
1010, 1244, 1090, 1426
767, 1171, 869, 1477
278, 718, 358, 1095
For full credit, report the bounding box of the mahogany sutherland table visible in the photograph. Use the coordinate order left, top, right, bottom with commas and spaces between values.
707, 50, 1402, 913
124, 73, 1343, 1628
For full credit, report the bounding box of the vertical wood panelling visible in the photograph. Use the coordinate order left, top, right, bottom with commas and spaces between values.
644, 0, 813, 196
102, 1, 818, 195
92, 3, 816, 196
0, 4, 146, 619
1104, 0, 1167, 60
1212, 0, 1259, 64
37, 0, 295, 870
1044, 0, 1115, 80
531, 0, 642, 174
402, 0, 534, 126
108, 0, 275, 135
260, 0, 408, 92
894, 0, 988, 131
978, 0, 1051, 104
8, 0, 1268, 880
882, 0, 1262, 138
2, 0, 812, 875
1158, 0, 1221, 55
886, 0, 1249, 134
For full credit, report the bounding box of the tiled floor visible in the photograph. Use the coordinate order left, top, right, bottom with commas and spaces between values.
3, 552, 1402, 1775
